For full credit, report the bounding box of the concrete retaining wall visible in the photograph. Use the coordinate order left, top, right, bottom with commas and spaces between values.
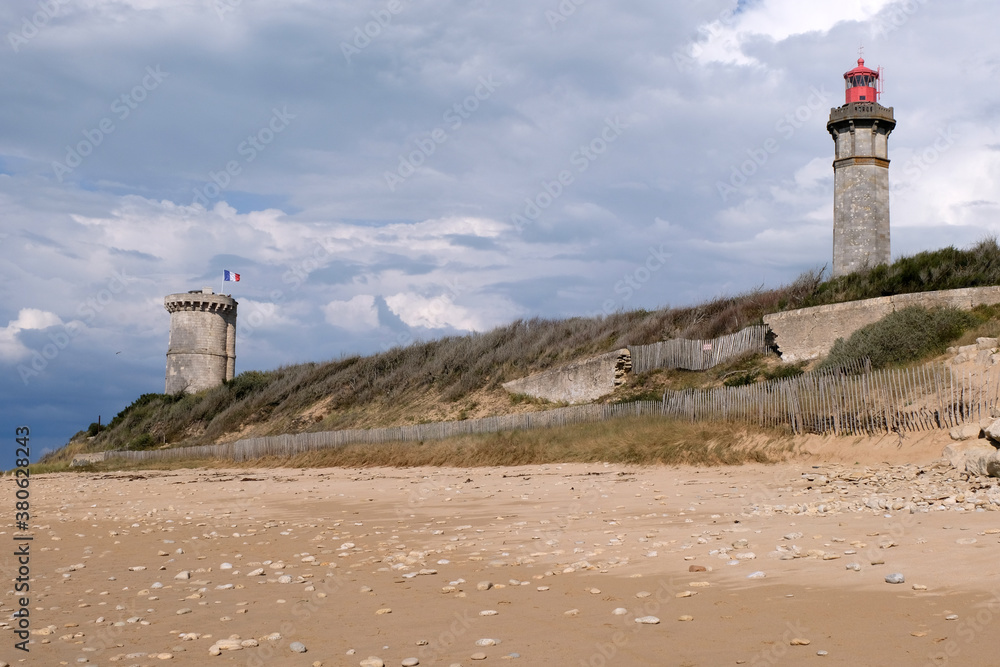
764, 286, 1000, 362
71, 452, 106, 466
502, 349, 630, 404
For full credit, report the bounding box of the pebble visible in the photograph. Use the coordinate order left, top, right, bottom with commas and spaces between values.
790, 638, 811, 645
402, 659, 420, 667
290, 641, 307, 653
635, 616, 660, 624
845, 563, 861, 571
913, 584, 928, 591
477, 581, 494, 591
746, 571, 766, 579
208, 638, 244, 654
677, 615, 694, 622
817, 650, 829, 656
471, 653, 487, 661
885, 573, 905, 584
946, 614, 959, 621
475, 638, 498, 646
375, 608, 392, 615
360, 658, 384, 667
479, 610, 498, 616
612, 608, 628, 615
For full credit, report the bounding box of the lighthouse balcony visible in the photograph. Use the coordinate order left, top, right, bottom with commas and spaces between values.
828, 102, 895, 124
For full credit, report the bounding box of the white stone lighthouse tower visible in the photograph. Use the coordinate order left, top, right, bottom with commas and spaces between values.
827, 56, 896, 277
164, 288, 237, 394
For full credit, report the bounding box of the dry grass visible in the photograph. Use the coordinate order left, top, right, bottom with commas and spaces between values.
43, 416, 794, 473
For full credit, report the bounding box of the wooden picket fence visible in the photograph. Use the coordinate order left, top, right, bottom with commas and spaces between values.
109, 400, 667, 463
107, 358, 997, 464
661, 360, 998, 436
628, 325, 769, 373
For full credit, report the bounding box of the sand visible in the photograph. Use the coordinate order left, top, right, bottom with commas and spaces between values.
7, 439, 1000, 666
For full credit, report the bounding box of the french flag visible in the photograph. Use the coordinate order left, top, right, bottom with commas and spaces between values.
223, 270, 240, 282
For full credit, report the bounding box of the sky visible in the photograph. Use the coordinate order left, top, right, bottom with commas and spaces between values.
2, 0, 999, 459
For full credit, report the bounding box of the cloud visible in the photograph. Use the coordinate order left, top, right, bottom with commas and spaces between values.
691, 0, 896, 67
384, 293, 483, 331
0, 308, 64, 361
322, 294, 380, 332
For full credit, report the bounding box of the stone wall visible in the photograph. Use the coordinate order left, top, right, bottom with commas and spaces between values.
71, 452, 106, 466
764, 286, 1000, 362
502, 349, 630, 404
164, 288, 238, 394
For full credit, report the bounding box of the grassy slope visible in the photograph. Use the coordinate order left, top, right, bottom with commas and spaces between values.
43, 238, 1000, 467
56, 416, 794, 473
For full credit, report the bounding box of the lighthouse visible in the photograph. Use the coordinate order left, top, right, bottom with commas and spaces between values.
827, 56, 896, 277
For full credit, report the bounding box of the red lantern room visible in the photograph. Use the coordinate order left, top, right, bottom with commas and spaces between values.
843, 57, 881, 104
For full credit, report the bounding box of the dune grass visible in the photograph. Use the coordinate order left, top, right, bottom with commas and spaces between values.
35, 416, 793, 474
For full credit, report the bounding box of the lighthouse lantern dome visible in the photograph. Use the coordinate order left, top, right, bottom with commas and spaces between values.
844, 57, 880, 104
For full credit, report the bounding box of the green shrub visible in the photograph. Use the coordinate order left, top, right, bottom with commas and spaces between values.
723, 370, 759, 387
125, 434, 156, 451
762, 363, 806, 382
226, 370, 273, 401
804, 237, 1000, 307
87, 422, 104, 437
819, 306, 978, 371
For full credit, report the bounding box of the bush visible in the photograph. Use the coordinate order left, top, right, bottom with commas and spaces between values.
125, 434, 156, 451
723, 370, 759, 387
804, 237, 1000, 307
87, 422, 104, 437
819, 306, 978, 371
762, 363, 806, 382
226, 370, 273, 401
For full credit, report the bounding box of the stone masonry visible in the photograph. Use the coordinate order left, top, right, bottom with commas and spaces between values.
164, 288, 237, 394
764, 285, 1000, 363
828, 102, 895, 277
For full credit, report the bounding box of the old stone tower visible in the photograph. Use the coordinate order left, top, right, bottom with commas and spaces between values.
828, 57, 895, 277
164, 288, 237, 394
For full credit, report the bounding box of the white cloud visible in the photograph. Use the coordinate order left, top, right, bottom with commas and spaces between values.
0, 308, 64, 361
692, 0, 896, 67
384, 293, 482, 331
322, 295, 380, 331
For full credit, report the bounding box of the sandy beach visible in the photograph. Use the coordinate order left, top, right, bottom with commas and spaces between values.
7, 435, 1000, 667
